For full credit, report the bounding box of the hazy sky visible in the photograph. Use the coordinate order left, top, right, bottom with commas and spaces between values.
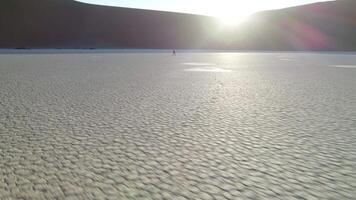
77, 0, 333, 20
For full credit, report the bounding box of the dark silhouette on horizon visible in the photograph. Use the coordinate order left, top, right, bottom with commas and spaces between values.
1, 0, 356, 50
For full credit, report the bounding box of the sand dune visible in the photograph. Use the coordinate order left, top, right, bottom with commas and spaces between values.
1, 0, 356, 50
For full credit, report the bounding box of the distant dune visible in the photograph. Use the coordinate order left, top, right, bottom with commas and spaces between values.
1, 0, 356, 50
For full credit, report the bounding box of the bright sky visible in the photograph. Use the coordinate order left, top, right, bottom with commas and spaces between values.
77, 0, 333, 24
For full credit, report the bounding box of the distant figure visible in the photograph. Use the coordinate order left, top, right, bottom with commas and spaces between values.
173, 49, 176, 56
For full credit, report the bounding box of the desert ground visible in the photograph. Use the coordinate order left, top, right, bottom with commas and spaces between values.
0, 51, 355, 199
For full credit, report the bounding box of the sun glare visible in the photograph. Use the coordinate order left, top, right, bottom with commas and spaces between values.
218, 14, 250, 27
211, 3, 254, 28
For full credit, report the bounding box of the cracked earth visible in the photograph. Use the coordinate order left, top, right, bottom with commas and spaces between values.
0, 52, 355, 199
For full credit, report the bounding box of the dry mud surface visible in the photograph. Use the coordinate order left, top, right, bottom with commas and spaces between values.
0, 52, 355, 199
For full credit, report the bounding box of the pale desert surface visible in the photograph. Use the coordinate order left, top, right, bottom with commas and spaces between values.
0, 52, 355, 199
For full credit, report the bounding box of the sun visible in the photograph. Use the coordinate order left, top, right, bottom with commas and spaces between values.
199, 0, 252, 26
214, 8, 253, 28
218, 15, 248, 27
